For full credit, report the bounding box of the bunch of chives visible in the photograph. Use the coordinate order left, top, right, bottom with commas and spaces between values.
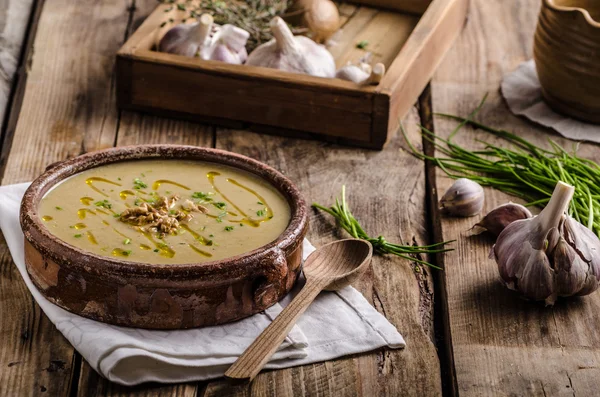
403, 97, 600, 237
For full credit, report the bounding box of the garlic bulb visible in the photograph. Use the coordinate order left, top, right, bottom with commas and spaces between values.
159, 14, 215, 57
440, 178, 484, 217
494, 181, 600, 305
246, 17, 336, 78
336, 62, 386, 85
471, 202, 533, 237
206, 24, 250, 64
159, 14, 249, 65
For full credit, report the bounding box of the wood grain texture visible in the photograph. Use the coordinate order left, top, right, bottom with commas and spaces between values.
430, 0, 600, 395
0, 0, 35, 130
0, 0, 137, 396
202, 105, 441, 396
226, 240, 372, 382
378, 0, 468, 147
350, 0, 432, 15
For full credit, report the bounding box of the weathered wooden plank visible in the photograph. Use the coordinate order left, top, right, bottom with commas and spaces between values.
430, 0, 600, 395
0, 0, 35, 131
0, 0, 139, 396
202, 106, 441, 396
72, 1, 213, 395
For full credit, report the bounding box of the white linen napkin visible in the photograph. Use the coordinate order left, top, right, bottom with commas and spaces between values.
501, 60, 600, 143
0, 183, 405, 386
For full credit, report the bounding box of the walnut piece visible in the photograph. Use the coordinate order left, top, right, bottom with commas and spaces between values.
118, 195, 206, 238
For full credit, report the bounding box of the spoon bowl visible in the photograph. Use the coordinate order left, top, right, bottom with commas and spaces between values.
225, 238, 373, 382
303, 238, 373, 291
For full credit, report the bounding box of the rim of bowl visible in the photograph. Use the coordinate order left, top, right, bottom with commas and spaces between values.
545, 0, 600, 28
20, 145, 308, 280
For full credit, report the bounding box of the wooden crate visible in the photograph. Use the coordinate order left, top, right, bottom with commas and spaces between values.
116, 0, 468, 149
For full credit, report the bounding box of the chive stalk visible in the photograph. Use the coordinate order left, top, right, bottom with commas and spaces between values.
313, 186, 453, 270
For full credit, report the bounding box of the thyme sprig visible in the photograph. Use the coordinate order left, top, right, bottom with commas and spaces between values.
313, 186, 453, 270
403, 96, 600, 237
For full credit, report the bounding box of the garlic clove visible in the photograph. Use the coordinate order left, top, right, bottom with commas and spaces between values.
159, 14, 214, 58
246, 17, 336, 78
336, 62, 385, 86
365, 63, 385, 85
552, 235, 587, 298
335, 63, 370, 83
471, 202, 533, 237
440, 178, 485, 217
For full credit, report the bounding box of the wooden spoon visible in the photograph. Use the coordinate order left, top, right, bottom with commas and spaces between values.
225, 238, 373, 382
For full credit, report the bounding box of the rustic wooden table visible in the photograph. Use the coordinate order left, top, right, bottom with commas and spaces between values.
1, 0, 599, 396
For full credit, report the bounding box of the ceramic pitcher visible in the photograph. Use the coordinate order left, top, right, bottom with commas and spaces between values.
534, 0, 600, 123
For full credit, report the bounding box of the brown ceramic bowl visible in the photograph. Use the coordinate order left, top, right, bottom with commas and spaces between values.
534, 0, 600, 123
20, 145, 308, 329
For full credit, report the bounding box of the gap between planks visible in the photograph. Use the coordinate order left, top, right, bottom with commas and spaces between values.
417, 84, 458, 397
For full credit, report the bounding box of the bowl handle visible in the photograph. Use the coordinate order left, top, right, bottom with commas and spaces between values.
253, 247, 288, 308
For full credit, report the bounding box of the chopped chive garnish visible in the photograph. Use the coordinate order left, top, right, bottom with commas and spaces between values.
224, 226, 234, 231
55, 206, 63, 210
213, 202, 226, 209
192, 192, 212, 201
94, 200, 112, 209
356, 40, 369, 49
133, 178, 147, 189
256, 209, 265, 217
154, 249, 160, 252
74, 234, 82, 238
123, 238, 131, 245
257, 201, 263, 205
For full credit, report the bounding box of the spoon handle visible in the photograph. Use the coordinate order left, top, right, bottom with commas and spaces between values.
225, 278, 328, 382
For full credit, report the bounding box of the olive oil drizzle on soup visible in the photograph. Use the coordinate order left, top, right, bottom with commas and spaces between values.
39, 160, 291, 264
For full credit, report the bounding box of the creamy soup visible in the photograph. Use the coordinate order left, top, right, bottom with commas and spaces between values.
39, 160, 291, 264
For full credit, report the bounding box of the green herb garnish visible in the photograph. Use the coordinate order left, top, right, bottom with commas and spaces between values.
55, 206, 63, 210
74, 234, 82, 238
154, 249, 160, 252
313, 186, 453, 269
123, 239, 131, 245
213, 202, 226, 209
177, 3, 186, 10
133, 178, 147, 189
209, 234, 214, 237
403, 95, 600, 238
356, 40, 369, 49
256, 209, 265, 217
134, 198, 142, 206
94, 200, 112, 209
224, 226, 234, 231
257, 201, 264, 205
192, 192, 213, 201
113, 213, 121, 218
